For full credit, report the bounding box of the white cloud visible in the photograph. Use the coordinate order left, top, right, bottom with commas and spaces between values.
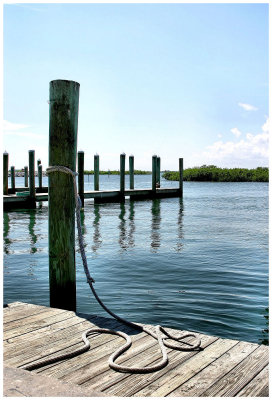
217, 134, 222, 138
3, 120, 30, 131
3, 120, 45, 139
230, 127, 242, 138
238, 102, 258, 111
191, 117, 269, 168
262, 117, 269, 133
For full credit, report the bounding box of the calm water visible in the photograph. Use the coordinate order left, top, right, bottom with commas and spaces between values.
3, 176, 269, 343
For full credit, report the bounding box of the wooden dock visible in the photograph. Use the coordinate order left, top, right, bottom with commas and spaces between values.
3, 302, 269, 397
3, 187, 181, 209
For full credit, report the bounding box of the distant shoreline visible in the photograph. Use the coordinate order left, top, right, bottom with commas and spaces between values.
163, 166, 268, 182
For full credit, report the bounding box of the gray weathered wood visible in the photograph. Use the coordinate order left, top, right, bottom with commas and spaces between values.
94, 154, 99, 191
236, 364, 269, 397
169, 340, 259, 397
103, 334, 219, 397
156, 157, 160, 187
179, 157, 183, 194
38, 164, 43, 188
201, 345, 269, 397
120, 153, 125, 200
3, 152, 9, 195
152, 155, 157, 192
28, 150, 36, 207
129, 155, 134, 189
4, 310, 72, 341
3, 303, 269, 398
48, 79, 80, 311
78, 151, 84, 207
24, 166, 28, 187
10, 166, 15, 194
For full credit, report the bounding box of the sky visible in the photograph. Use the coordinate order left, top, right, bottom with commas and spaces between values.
3, 1, 269, 171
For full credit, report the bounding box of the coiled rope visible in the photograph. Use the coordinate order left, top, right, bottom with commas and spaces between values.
21, 165, 201, 373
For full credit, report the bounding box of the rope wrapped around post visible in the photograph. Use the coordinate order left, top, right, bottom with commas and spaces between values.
21, 165, 202, 373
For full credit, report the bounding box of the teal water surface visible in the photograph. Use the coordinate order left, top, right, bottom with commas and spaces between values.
3, 176, 269, 343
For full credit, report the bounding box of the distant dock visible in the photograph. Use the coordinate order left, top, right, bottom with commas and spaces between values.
3, 302, 269, 397
4, 187, 182, 210
3, 148, 183, 210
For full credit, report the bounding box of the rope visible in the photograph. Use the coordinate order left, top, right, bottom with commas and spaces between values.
21, 165, 202, 372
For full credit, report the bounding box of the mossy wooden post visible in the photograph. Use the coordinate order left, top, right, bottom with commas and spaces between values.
129, 155, 134, 189
152, 155, 157, 193
120, 153, 126, 201
38, 164, 43, 188
156, 156, 161, 187
29, 150, 36, 208
48, 79, 80, 311
3, 152, 9, 195
10, 166, 15, 194
24, 166, 28, 187
179, 157, 183, 196
94, 154, 99, 191
78, 151, 84, 207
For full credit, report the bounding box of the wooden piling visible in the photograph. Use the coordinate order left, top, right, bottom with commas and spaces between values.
152, 155, 157, 193
179, 158, 183, 195
94, 154, 99, 191
48, 79, 80, 311
28, 150, 36, 208
10, 166, 15, 194
37, 159, 41, 168
120, 153, 126, 200
156, 156, 161, 187
78, 151, 84, 207
3, 152, 9, 195
24, 166, 28, 188
129, 155, 134, 189
38, 164, 43, 188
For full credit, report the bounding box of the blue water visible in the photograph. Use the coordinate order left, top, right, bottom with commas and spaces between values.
3, 176, 269, 343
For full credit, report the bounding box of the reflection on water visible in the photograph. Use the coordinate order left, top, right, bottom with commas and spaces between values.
80, 208, 86, 235
29, 210, 37, 254
3, 213, 11, 255
92, 205, 102, 253
119, 202, 127, 252
151, 199, 161, 252
3, 199, 184, 256
128, 201, 135, 248
176, 198, 184, 253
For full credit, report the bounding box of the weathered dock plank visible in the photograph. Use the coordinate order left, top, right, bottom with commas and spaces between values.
168, 340, 259, 397
236, 364, 269, 397
3, 302, 268, 397
201, 345, 269, 397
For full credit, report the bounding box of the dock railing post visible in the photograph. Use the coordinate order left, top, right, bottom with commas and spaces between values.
156, 156, 161, 188
48, 79, 80, 311
29, 150, 36, 208
152, 155, 157, 193
38, 164, 43, 188
120, 153, 126, 201
10, 166, 15, 194
129, 155, 134, 189
94, 154, 99, 191
78, 151, 84, 207
24, 166, 28, 188
3, 152, 9, 195
179, 157, 183, 196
